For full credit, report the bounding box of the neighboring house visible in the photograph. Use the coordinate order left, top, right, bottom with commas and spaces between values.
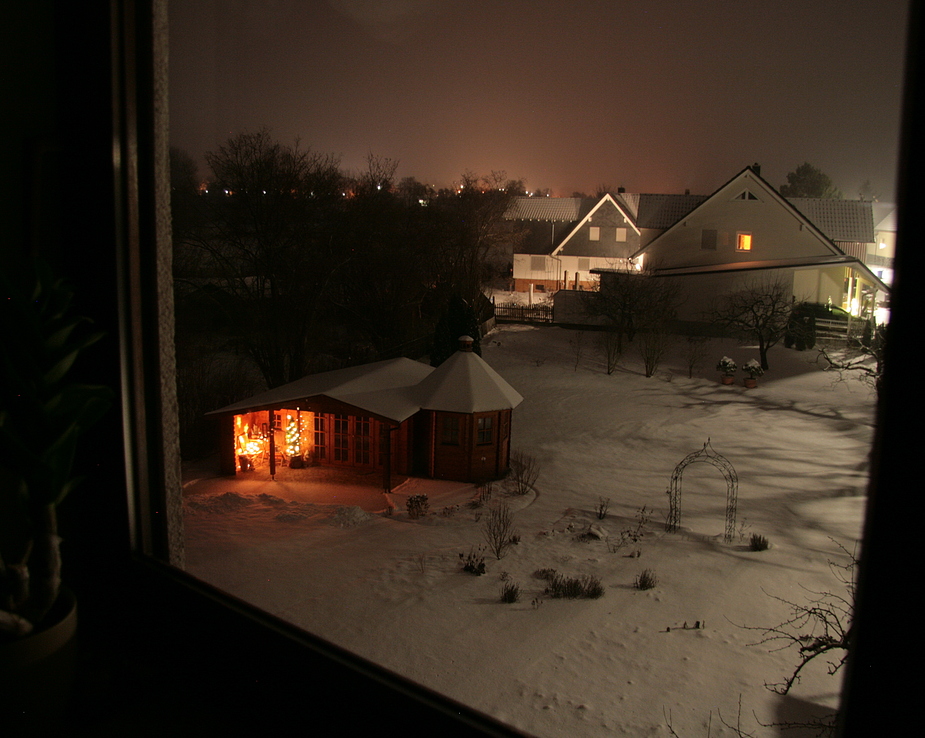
207, 337, 523, 486
506, 194, 640, 292
594, 166, 890, 324
870, 202, 897, 286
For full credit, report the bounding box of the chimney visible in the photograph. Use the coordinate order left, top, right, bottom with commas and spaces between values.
458, 335, 474, 352
752, 162, 761, 176
617, 186, 625, 194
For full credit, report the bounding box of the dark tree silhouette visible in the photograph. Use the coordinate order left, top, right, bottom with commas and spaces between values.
182, 129, 347, 389
583, 267, 681, 362
779, 162, 843, 199
430, 294, 482, 366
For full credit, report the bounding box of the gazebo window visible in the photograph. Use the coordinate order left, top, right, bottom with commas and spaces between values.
441, 415, 460, 445
477, 416, 494, 444
333, 414, 349, 461
314, 414, 326, 460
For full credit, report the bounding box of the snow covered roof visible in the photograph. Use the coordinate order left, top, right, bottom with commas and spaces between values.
787, 199, 875, 243
207, 357, 434, 422
505, 197, 594, 222
623, 193, 710, 229
207, 349, 522, 422
415, 349, 523, 414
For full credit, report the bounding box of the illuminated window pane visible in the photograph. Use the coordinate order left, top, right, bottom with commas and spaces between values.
737, 233, 752, 251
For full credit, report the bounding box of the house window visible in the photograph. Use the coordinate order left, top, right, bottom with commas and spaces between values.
588, 226, 600, 241
577, 258, 591, 271
734, 190, 759, 200
701, 229, 717, 250
615, 227, 627, 242
477, 416, 493, 444
737, 233, 753, 251
441, 415, 460, 445
530, 256, 547, 272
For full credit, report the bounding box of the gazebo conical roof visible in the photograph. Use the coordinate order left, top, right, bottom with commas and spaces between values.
415, 343, 523, 414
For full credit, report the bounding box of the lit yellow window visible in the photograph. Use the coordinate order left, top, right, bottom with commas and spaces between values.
737, 233, 752, 251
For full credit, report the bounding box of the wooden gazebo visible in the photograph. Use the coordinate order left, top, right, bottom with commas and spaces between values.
207, 337, 523, 488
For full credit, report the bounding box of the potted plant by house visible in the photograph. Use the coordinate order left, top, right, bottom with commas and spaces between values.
716, 356, 737, 385
742, 359, 764, 388
1, 259, 112, 718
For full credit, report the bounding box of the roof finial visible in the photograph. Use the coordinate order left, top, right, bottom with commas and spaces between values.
458, 335, 474, 352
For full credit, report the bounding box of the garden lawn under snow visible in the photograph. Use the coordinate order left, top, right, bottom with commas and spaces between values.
182, 325, 874, 737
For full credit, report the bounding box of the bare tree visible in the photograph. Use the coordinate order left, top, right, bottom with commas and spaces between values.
509, 449, 540, 495
483, 503, 517, 559
583, 267, 681, 358
709, 277, 794, 371
684, 335, 710, 378
818, 320, 887, 399
745, 541, 856, 697
637, 327, 672, 378
597, 329, 622, 375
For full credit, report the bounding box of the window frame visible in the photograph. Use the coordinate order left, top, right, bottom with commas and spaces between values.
104, 3, 525, 734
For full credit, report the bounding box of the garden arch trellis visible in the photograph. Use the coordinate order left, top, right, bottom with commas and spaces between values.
666, 439, 737, 542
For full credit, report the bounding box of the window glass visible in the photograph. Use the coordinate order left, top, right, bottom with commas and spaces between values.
166, 2, 905, 734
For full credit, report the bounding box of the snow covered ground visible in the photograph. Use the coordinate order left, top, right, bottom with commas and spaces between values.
182, 325, 874, 737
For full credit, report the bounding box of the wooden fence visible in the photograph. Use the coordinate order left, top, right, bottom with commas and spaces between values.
492, 301, 554, 323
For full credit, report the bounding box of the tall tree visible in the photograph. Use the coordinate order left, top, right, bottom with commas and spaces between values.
431, 171, 523, 307
184, 129, 347, 388
779, 162, 843, 199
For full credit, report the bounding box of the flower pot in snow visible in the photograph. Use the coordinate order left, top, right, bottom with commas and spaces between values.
744, 377, 758, 388
720, 375, 735, 385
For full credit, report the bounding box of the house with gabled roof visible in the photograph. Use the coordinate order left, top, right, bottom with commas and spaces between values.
506, 194, 640, 292
207, 337, 523, 487
594, 166, 890, 323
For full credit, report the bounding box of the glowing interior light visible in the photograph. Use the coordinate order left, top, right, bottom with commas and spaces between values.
286, 414, 302, 456
737, 233, 752, 251
235, 415, 268, 469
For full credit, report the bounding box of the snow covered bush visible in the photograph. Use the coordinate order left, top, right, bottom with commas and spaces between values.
406, 494, 429, 519
716, 356, 737, 376
743, 359, 765, 379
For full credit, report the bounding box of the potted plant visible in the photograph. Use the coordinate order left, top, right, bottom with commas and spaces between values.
716, 356, 737, 384
742, 359, 764, 388
1, 259, 112, 712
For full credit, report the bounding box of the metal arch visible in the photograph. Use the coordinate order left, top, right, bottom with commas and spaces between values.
665, 438, 738, 543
